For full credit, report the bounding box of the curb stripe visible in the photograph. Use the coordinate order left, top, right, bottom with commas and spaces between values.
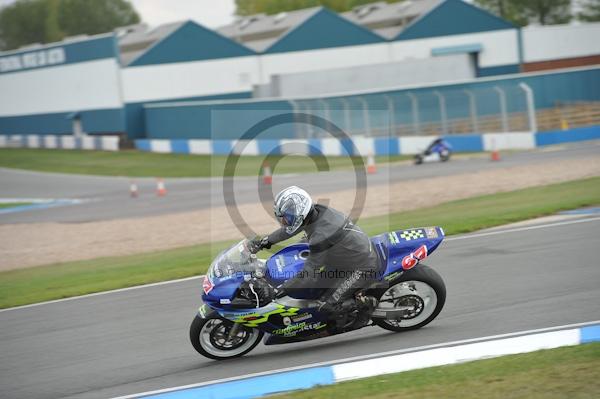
133, 126, 600, 156
580, 325, 600, 343
140, 367, 334, 399
0, 134, 119, 151
113, 321, 600, 399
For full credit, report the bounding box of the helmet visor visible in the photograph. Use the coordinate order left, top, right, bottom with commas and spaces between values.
274, 198, 304, 233
275, 199, 296, 226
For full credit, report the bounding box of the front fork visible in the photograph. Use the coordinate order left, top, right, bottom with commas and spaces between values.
227, 323, 242, 340
198, 303, 242, 339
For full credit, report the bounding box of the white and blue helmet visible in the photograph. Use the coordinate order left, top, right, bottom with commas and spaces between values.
273, 186, 313, 234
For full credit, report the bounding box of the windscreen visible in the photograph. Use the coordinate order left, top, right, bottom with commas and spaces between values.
207, 240, 262, 280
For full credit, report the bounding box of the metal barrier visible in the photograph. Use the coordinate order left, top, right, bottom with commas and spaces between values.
290, 80, 600, 139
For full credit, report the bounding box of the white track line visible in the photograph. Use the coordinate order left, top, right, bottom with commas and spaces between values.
110, 319, 600, 399
3, 215, 600, 313
446, 215, 600, 242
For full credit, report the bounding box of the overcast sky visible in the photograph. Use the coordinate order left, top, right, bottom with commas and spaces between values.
129, 0, 236, 28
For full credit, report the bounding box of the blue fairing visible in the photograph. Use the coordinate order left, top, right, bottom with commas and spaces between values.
265, 243, 311, 286
264, 227, 445, 283
371, 227, 445, 276
202, 275, 245, 307
432, 140, 452, 153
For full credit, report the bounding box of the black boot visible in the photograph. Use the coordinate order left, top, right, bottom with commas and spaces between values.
352, 293, 378, 329
320, 298, 357, 332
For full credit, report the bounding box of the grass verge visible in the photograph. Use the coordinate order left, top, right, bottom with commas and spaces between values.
0, 203, 31, 209
273, 343, 600, 399
0, 177, 598, 309
0, 148, 409, 177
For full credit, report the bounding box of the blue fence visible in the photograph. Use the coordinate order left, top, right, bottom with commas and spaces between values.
144, 67, 600, 140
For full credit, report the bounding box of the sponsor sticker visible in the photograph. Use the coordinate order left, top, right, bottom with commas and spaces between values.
202, 276, 214, 294
283, 316, 292, 326
221, 311, 255, 318
273, 321, 326, 336
276, 256, 285, 272
198, 304, 209, 318
384, 271, 403, 281
219, 298, 231, 304
291, 313, 312, 322
425, 227, 438, 238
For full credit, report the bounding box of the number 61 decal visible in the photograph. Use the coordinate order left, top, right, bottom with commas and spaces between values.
401, 245, 428, 270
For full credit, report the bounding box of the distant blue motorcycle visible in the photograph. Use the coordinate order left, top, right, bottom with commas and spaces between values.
415, 138, 452, 165
190, 227, 447, 360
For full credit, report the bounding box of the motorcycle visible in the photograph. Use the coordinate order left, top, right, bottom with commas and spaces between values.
415, 138, 452, 165
190, 227, 447, 360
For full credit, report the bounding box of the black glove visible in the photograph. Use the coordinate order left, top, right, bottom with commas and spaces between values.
248, 236, 271, 254
274, 287, 287, 299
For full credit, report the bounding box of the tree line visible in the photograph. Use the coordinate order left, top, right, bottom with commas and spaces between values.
0, 0, 139, 51
1, 0, 599, 51
234, 0, 600, 26
474, 0, 600, 26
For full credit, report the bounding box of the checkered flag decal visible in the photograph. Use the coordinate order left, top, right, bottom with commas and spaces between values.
399, 229, 425, 241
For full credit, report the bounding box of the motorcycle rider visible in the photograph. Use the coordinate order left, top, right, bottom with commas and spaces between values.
249, 186, 380, 331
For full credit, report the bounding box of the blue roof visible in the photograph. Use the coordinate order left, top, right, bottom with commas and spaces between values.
265, 8, 384, 54
396, 0, 516, 41
128, 21, 255, 67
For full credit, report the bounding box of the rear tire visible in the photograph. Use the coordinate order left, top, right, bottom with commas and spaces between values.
373, 265, 446, 332
189, 315, 263, 360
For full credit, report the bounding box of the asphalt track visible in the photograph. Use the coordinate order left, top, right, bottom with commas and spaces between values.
1, 216, 599, 399
1, 141, 599, 224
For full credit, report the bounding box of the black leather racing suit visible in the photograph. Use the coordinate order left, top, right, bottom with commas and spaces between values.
266, 204, 380, 303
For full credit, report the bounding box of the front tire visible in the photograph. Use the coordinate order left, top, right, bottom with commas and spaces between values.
373, 265, 446, 332
189, 315, 263, 360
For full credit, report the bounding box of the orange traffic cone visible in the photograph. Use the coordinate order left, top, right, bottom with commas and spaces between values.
262, 161, 272, 185
490, 138, 501, 162
156, 178, 167, 196
130, 181, 138, 198
491, 149, 501, 161
367, 153, 377, 174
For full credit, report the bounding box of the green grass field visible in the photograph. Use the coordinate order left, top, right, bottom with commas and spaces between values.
0, 177, 598, 309
273, 343, 600, 399
0, 148, 409, 177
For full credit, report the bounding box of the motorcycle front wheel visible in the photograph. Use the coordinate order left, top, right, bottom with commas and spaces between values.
373, 264, 446, 332
189, 315, 263, 360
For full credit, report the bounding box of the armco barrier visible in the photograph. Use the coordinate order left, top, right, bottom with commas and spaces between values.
0, 134, 120, 151
115, 322, 600, 399
134, 125, 600, 156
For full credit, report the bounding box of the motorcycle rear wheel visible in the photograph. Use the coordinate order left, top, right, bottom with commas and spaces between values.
189, 315, 263, 360
373, 264, 446, 332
